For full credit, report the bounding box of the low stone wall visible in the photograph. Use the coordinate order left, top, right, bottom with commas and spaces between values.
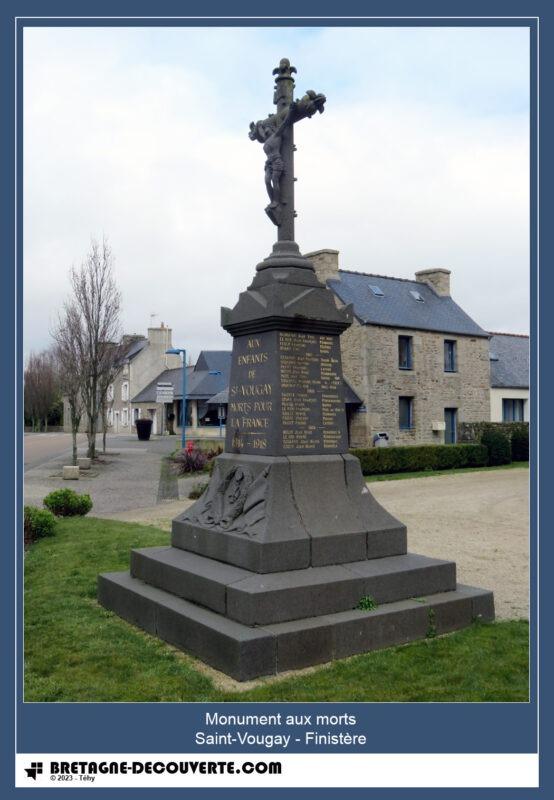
458, 421, 529, 443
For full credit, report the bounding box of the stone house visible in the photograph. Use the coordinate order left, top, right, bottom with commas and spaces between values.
307, 249, 491, 447
489, 332, 529, 422
107, 324, 181, 433
63, 323, 181, 433
131, 351, 231, 437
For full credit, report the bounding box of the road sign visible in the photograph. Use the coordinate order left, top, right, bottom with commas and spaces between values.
156, 382, 174, 404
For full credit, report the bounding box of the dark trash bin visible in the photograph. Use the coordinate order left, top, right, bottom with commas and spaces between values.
136, 418, 153, 441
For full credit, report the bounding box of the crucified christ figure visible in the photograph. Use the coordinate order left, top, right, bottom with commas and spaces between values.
250, 104, 294, 211
249, 57, 326, 235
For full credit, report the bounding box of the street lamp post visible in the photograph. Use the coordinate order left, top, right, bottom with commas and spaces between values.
166, 347, 187, 450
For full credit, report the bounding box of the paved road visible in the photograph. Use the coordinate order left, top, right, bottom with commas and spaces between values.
24, 432, 89, 472
24, 433, 182, 512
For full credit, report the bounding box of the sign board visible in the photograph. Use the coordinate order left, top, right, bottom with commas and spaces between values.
156, 382, 174, 404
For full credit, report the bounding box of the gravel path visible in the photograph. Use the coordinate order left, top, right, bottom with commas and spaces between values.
370, 469, 529, 620
96, 468, 530, 621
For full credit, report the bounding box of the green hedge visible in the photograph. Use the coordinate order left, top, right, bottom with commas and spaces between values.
480, 429, 512, 466
350, 444, 489, 475
511, 427, 529, 462
24, 505, 57, 543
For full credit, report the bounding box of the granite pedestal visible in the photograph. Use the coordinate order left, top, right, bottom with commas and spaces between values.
98, 57, 494, 681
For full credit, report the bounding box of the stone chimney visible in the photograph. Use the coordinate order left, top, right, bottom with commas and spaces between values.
304, 248, 340, 285
147, 322, 172, 348
415, 268, 451, 297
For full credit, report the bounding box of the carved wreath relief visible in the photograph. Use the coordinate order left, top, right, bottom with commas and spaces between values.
183, 464, 270, 537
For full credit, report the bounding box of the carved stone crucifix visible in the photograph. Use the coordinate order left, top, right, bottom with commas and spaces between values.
249, 58, 326, 243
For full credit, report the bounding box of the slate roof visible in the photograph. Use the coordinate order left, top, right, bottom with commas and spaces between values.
131, 352, 231, 403
489, 333, 529, 389
327, 270, 489, 338
123, 337, 148, 361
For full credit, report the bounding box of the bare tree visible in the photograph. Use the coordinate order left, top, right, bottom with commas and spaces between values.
52, 303, 85, 465
24, 350, 60, 431
98, 340, 124, 454
68, 239, 122, 459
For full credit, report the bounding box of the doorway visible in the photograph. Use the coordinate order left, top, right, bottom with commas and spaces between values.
444, 408, 457, 444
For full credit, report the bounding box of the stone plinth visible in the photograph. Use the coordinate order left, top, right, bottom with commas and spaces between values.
63, 466, 79, 480
99, 255, 494, 680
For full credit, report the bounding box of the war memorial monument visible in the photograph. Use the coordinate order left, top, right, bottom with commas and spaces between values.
99, 59, 494, 681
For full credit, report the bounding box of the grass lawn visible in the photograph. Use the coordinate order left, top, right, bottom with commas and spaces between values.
25, 517, 529, 703
365, 461, 529, 483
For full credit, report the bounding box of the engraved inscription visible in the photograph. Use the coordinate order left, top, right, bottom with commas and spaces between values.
279, 332, 347, 452
225, 330, 348, 456
226, 334, 273, 452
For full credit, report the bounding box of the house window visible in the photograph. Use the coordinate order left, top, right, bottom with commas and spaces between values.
121, 381, 129, 401
133, 408, 141, 424
398, 335, 413, 370
444, 340, 457, 372
107, 384, 114, 401
122, 408, 129, 426
503, 398, 525, 422
399, 396, 414, 430
108, 408, 113, 426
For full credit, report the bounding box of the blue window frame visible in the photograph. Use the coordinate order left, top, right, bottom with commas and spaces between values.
503, 398, 525, 422
444, 340, 457, 372
398, 335, 413, 370
399, 396, 414, 430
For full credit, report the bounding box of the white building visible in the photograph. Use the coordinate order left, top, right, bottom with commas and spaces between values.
489, 332, 529, 422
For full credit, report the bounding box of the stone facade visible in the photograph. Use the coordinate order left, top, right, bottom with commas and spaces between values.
63, 324, 181, 434
306, 249, 491, 447
108, 326, 181, 434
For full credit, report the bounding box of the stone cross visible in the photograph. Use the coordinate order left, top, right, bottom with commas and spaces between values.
249, 58, 326, 242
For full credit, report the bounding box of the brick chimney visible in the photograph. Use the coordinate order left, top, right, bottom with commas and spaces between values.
415, 268, 451, 297
304, 248, 340, 285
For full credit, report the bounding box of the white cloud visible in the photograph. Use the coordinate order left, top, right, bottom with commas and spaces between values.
23, 26, 529, 362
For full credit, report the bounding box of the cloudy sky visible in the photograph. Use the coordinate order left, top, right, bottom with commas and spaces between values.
24, 25, 530, 361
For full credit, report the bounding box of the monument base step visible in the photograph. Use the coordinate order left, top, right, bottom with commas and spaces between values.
130, 546, 457, 626
98, 571, 494, 681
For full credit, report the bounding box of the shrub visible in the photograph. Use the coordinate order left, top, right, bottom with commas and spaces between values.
24, 505, 57, 544
511, 427, 529, 462
173, 444, 208, 475
350, 443, 488, 476
188, 483, 208, 500
480, 429, 512, 466
173, 441, 222, 475
43, 488, 93, 517
203, 445, 223, 460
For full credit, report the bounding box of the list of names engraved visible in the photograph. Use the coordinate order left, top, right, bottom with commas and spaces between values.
279, 332, 347, 453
